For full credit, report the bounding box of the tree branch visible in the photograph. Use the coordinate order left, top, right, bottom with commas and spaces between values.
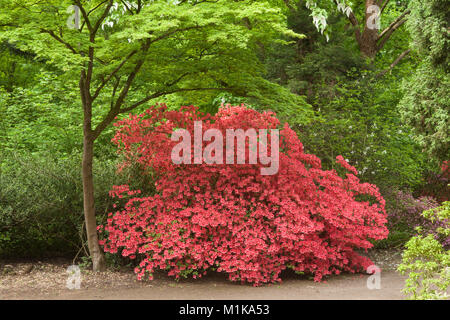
40, 29, 78, 54
120, 87, 229, 113
92, 86, 230, 141
378, 9, 410, 41
377, 17, 408, 51
377, 48, 411, 77
74, 0, 92, 32
92, 0, 114, 35
88, 0, 110, 15
380, 0, 390, 14
92, 49, 138, 101
334, 0, 361, 43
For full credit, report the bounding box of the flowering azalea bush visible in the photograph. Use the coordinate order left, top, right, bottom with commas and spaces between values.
99, 104, 388, 285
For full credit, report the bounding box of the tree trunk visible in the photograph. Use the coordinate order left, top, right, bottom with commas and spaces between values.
82, 132, 106, 271
359, 0, 380, 59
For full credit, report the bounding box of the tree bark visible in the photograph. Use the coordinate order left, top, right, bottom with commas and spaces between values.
338, 0, 409, 59
80, 71, 106, 272
359, 0, 380, 59
82, 128, 106, 271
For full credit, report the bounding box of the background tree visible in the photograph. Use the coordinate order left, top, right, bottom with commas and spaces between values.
340, 0, 411, 60
264, 1, 430, 195
398, 0, 449, 161
282, 0, 412, 62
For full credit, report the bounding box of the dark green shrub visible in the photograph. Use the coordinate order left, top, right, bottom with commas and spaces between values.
0, 151, 120, 258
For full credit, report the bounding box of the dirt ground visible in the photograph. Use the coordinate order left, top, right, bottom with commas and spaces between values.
0, 249, 407, 300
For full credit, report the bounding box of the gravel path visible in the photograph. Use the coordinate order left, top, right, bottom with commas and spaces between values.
0, 249, 407, 300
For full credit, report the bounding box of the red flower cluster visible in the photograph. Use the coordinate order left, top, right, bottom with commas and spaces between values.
99, 104, 388, 285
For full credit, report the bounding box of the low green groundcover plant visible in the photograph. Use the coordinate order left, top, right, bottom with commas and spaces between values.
398, 202, 450, 300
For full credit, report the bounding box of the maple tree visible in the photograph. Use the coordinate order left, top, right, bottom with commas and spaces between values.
0, 0, 302, 270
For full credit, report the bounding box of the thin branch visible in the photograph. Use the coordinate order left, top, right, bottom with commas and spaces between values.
377, 17, 408, 51
92, 49, 138, 101
380, 0, 390, 14
378, 9, 411, 40
334, 0, 361, 43
0, 23, 17, 27
92, 0, 114, 35
111, 39, 151, 109
74, 0, 92, 32
92, 39, 151, 140
120, 87, 229, 113
41, 29, 78, 54
120, 0, 134, 15
377, 48, 411, 77
282, 0, 295, 11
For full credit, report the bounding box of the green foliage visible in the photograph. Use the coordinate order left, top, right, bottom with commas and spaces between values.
0, 42, 41, 91
0, 0, 304, 115
299, 71, 432, 192
0, 71, 83, 155
0, 0, 445, 264
398, 0, 449, 161
232, 78, 315, 126
407, 0, 449, 70
398, 202, 450, 300
263, 3, 431, 193
399, 64, 449, 161
0, 152, 120, 257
